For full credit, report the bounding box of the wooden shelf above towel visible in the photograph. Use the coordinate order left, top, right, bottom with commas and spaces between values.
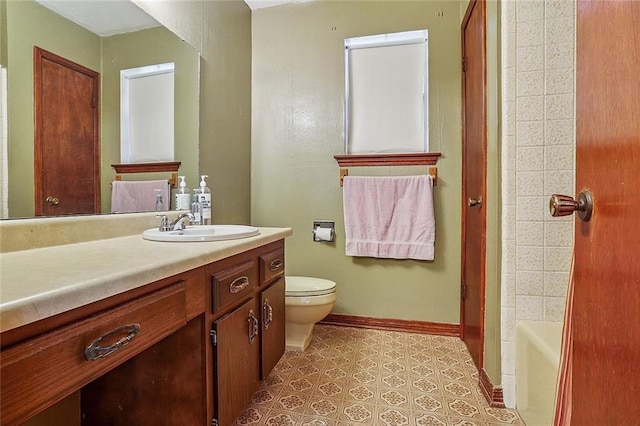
111, 161, 181, 187
335, 153, 441, 187
334, 152, 441, 167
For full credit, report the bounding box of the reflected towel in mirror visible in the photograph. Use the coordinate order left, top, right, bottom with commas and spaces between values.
110, 180, 169, 213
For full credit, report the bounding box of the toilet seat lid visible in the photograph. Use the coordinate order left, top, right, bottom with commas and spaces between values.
285, 276, 336, 297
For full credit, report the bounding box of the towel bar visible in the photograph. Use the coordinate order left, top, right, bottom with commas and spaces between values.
113, 173, 178, 188
339, 167, 437, 187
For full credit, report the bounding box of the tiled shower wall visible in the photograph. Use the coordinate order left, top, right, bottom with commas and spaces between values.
500, 0, 576, 408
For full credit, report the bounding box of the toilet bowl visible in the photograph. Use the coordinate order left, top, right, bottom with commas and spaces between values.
285, 276, 337, 351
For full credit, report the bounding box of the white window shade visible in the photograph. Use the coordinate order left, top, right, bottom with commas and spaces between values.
120, 63, 175, 163
345, 30, 428, 154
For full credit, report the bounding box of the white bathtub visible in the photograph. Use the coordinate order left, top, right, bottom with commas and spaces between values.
516, 320, 563, 426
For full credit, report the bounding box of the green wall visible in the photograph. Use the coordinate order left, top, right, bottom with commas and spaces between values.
251, 1, 463, 324
4, 0, 199, 217
484, 0, 503, 385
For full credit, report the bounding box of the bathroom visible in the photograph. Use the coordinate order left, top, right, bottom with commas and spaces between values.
1, 0, 637, 424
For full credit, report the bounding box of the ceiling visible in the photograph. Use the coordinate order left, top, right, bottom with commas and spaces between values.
35, 0, 307, 38
35, 0, 160, 37
244, 0, 307, 10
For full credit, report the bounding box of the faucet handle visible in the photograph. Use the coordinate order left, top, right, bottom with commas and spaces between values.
156, 214, 170, 232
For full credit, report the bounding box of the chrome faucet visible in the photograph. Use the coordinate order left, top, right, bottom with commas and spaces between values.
169, 212, 196, 230
156, 212, 197, 231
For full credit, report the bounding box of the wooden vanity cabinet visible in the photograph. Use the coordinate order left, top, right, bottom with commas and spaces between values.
207, 241, 286, 426
0, 238, 287, 426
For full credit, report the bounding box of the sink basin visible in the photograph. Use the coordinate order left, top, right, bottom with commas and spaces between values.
142, 225, 260, 242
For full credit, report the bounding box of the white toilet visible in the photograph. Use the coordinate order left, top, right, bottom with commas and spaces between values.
285, 276, 337, 351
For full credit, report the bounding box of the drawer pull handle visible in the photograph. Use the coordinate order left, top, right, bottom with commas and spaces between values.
269, 259, 283, 272
248, 310, 259, 344
229, 276, 250, 294
263, 299, 273, 330
85, 323, 141, 361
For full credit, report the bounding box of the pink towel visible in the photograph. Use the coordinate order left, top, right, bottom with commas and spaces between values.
343, 175, 435, 260
110, 180, 170, 213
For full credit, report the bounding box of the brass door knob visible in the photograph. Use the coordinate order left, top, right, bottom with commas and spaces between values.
45, 196, 59, 206
468, 196, 482, 207
549, 190, 593, 222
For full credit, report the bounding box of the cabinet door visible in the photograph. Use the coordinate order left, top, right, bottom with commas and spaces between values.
260, 278, 285, 379
213, 298, 260, 426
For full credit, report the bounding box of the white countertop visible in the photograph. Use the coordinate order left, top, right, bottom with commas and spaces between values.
0, 227, 292, 333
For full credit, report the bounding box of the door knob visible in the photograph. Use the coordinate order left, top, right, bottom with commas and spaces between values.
549, 190, 593, 222
468, 196, 482, 207
45, 196, 59, 206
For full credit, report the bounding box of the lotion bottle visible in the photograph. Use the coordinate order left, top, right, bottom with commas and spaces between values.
175, 176, 190, 211
194, 175, 212, 225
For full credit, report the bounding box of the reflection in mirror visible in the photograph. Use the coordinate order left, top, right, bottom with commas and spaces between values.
120, 62, 175, 163
1, 0, 200, 219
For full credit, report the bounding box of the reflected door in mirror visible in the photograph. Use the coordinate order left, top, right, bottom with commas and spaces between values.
34, 47, 101, 216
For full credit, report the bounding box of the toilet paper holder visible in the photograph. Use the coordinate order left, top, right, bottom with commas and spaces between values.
313, 220, 335, 242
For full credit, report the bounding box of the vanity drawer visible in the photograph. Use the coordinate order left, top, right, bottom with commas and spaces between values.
211, 260, 257, 312
0, 282, 187, 426
259, 249, 285, 286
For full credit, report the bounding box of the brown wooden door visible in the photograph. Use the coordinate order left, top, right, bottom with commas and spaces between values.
213, 298, 260, 426
260, 277, 285, 379
34, 47, 100, 216
570, 1, 640, 422
460, 0, 486, 369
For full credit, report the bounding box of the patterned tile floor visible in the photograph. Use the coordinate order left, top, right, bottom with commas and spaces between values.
235, 325, 523, 426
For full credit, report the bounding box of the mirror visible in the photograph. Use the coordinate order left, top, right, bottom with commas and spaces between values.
1, 0, 200, 219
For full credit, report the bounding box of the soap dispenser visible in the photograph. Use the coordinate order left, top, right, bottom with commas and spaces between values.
194, 175, 211, 225
175, 176, 190, 211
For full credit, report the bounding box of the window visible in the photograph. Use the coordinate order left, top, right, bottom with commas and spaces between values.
344, 30, 428, 155
120, 62, 175, 163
